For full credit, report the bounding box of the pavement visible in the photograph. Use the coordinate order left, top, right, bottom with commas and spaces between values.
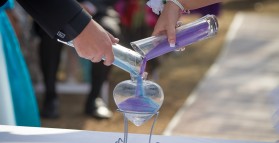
163, 13, 279, 142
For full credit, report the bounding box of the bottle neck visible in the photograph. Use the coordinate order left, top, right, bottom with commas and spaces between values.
130, 72, 148, 82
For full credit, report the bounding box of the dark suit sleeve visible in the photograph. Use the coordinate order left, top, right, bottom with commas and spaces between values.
16, 0, 92, 41
0, 0, 8, 7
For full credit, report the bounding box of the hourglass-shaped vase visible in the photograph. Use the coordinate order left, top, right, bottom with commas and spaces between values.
113, 74, 164, 126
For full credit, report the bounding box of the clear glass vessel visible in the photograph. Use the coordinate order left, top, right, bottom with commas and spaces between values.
113, 74, 164, 126
111, 44, 143, 76
130, 14, 218, 61
57, 42, 143, 76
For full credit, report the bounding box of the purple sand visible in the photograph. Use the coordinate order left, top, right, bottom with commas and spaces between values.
118, 96, 159, 113
145, 21, 209, 60
139, 58, 147, 75
135, 58, 147, 97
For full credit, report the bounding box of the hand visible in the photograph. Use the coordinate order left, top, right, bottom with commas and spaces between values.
152, 2, 181, 47
73, 19, 119, 66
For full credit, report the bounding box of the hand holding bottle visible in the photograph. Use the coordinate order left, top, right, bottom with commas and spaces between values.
151, 0, 221, 47
152, 2, 181, 47
73, 19, 119, 66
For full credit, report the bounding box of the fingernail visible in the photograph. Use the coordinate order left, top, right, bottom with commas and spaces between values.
170, 43, 175, 47
104, 62, 109, 66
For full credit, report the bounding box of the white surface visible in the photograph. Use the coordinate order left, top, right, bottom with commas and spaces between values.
0, 125, 272, 143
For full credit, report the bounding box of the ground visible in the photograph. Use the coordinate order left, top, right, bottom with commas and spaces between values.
38, 0, 279, 135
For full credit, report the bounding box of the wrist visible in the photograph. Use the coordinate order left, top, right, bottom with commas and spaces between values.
146, 0, 190, 15
165, 0, 180, 12
176, 0, 186, 8
166, 0, 190, 14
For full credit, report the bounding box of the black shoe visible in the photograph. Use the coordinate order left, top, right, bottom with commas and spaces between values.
85, 97, 113, 119
41, 99, 59, 119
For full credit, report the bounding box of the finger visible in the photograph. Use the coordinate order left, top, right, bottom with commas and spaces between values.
152, 24, 165, 36
90, 56, 95, 61
103, 50, 114, 66
166, 23, 176, 47
176, 21, 183, 28
91, 54, 103, 63
152, 28, 160, 36
112, 38, 119, 44
152, 29, 166, 37
107, 32, 119, 44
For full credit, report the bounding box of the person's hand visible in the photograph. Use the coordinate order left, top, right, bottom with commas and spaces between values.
152, 2, 181, 47
73, 19, 119, 66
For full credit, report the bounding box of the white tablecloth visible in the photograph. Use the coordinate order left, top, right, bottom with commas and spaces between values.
0, 125, 272, 143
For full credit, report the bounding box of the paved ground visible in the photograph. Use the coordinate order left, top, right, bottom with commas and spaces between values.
163, 13, 279, 142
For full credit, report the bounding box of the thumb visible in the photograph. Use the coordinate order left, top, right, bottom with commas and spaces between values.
107, 32, 119, 44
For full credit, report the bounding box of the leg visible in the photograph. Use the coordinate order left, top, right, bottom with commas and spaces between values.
85, 62, 112, 118
85, 8, 120, 118
37, 25, 63, 118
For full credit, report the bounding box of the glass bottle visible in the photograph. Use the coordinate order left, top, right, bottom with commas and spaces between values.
111, 44, 143, 76
57, 42, 143, 76
130, 14, 218, 61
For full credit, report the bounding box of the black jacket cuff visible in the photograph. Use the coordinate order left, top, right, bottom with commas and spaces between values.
55, 9, 92, 42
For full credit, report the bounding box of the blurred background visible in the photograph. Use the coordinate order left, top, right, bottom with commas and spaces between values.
2, 0, 279, 142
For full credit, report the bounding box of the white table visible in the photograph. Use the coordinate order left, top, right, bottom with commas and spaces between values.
0, 125, 272, 143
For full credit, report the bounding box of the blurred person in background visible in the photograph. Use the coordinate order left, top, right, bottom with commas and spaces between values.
191, 3, 221, 17
33, 0, 120, 119
0, 0, 40, 126
115, 0, 161, 80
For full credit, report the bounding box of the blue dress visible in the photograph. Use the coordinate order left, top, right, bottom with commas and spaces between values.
0, 0, 40, 126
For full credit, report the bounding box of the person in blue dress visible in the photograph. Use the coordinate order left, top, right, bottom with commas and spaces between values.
0, 0, 40, 126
